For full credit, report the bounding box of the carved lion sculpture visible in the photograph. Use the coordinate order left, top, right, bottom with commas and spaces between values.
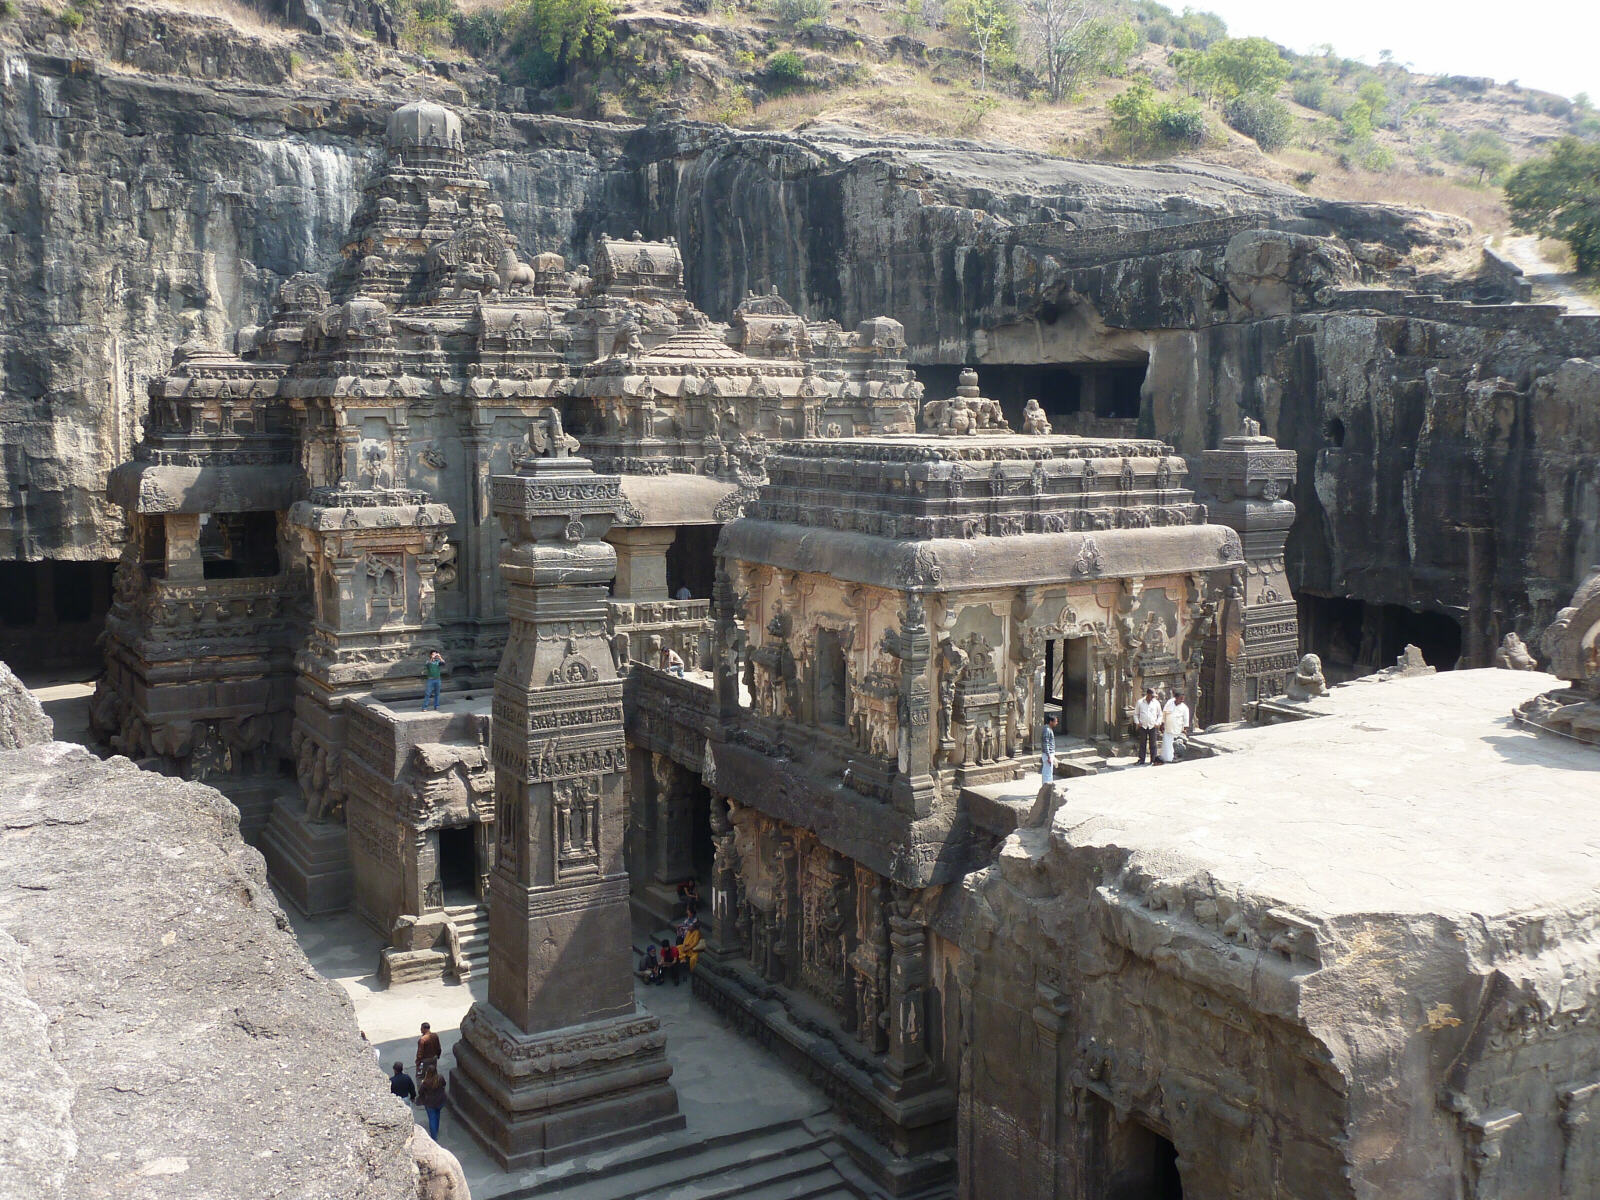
1285, 653, 1327, 702
496, 248, 536, 292
1493, 632, 1540, 672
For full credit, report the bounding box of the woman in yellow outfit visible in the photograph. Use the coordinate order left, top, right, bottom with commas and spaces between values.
679, 925, 703, 970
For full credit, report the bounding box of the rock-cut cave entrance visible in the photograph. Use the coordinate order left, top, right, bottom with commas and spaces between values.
1085, 1094, 1184, 1200
1298, 593, 1463, 681
0, 560, 116, 673
914, 358, 1147, 434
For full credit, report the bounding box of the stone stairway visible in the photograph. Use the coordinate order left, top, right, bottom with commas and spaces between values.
498, 1117, 871, 1200
442, 902, 490, 976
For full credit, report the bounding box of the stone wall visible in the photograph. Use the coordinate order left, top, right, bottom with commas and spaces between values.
0, 675, 447, 1198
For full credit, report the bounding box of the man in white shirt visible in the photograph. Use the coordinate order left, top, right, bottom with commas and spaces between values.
1133, 687, 1162, 766
1160, 689, 1192, 764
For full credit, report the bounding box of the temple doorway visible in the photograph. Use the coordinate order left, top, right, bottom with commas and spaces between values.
437, 824, 477, 906
1045, 636, 1094, 738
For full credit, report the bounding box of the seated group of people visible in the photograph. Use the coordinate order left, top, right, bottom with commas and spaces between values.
640, 879, 703, 986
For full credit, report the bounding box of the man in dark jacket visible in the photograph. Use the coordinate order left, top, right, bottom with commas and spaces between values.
390, 1062, 416, 1102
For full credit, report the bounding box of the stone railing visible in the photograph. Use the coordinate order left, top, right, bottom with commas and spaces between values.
138, 573, 297, 632
608, 597, 712, 671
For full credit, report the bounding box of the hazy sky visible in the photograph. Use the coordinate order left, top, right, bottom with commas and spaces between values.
1192, 0, 1597, 102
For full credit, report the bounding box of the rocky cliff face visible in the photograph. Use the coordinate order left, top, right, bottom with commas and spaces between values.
1, 4, 1595, 665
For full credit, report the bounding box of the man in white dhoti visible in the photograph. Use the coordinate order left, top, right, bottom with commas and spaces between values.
1160, 689, 1191, 764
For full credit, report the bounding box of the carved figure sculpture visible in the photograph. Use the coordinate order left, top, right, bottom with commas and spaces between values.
1494, 632, 1539, 671
496, 248, 536, 292
1285, 653, 1327, 701
526, 406, 579, 459
1022, 398, 1051, 435
943, 395, 974, 435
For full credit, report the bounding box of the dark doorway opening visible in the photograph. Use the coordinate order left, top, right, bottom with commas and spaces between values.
690, 785, 716, 884
814, 628, 849, 727
1044, 636, 1094, 738
1298, 593, 1463, 681
912, 359, 1148, 432
0, 560, 116, 672
666, 524, 719, 600
438, 825, 477, 905
1107, 1122, 1183, 1200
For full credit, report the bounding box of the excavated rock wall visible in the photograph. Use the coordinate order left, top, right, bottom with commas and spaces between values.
1, 17, 1595, 659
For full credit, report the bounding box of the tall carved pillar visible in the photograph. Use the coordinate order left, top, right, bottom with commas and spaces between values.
449, 427, 682, 1169
1198, 422, 1299, 713
886, 884, 931, 1091
712, 559, 744, 719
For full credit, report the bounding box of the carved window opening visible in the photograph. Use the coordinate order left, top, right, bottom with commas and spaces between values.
666, 523, 720, 600
198, 512, 281, 580
141, 517, 167, 580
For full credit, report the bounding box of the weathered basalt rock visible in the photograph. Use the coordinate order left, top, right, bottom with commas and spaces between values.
0, 731, 453, 1198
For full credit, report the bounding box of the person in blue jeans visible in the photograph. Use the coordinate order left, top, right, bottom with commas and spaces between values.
422, 650, 445, 710
417, 1066, 447, 1138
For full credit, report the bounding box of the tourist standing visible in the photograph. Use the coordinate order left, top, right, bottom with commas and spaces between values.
1040, 714, 1058, 783
417, 1066, 448, 1139
1160, 690, 1192, 764
415, 1021, 442, 1078
422, 650, 445, 710
389, 1062, 416, 1102
1134, 687, 1163, 766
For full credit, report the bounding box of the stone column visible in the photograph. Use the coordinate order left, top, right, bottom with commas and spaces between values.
609, 526, 676, 601
1198, 425, 1299, 708
450, 438, 682, 1169
165, 514, 204, 582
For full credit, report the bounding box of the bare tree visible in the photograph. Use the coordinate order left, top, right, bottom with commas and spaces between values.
1022, 0, 1103, 103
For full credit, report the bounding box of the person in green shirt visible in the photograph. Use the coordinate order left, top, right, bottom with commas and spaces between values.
423, 650, 445, 710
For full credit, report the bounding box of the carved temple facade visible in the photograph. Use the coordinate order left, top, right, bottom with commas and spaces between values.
94, 98, 1336, 1195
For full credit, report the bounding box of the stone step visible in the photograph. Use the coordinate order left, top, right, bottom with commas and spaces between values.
501, 1119, 863, 1200
442, 903, 489, 969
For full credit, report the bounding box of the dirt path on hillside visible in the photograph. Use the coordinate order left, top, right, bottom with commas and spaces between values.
1499, 235, 1600, 315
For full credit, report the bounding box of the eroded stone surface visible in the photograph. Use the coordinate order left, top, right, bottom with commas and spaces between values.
0, 741, 432, 1199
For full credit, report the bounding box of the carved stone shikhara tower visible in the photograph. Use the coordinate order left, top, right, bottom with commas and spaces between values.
448, 417, 682, 1167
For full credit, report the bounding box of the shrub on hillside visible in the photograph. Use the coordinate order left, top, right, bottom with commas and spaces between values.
773, 0, 827, 28
1225, 92, 1293, 151
766, 49, 807, 83
1291, 78, 1325, 111
1155, 97, 1206, 145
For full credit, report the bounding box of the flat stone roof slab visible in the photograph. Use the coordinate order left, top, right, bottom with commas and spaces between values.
970, 669, 1600, 923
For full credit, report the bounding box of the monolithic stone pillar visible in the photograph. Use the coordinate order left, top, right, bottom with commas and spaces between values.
1199, 423, 1299, 710
450, 429, 682, 1169
165, 514, 204, 582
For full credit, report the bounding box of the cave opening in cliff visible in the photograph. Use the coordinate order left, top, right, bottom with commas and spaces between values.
0, 560, 116, 673
1298, 594, 1464, 680
914, 359, 1147, 432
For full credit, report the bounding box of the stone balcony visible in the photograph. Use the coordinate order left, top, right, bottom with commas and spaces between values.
608, 597, 712, 670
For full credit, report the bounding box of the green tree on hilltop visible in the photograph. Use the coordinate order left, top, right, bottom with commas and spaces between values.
1463, 130, 1511, 185
1506, 137, 1600, 273
508, 0, 617, 86
1203, 35, 1288, 100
